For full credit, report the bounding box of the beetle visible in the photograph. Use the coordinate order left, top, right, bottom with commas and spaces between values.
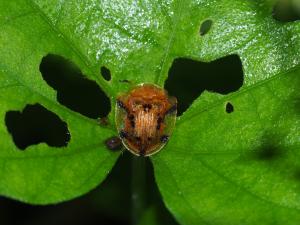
115, 83, 177, 156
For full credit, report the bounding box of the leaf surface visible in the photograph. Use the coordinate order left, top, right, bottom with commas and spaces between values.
1, 2, 300, 225
151, 1, 300, 224
0, 1, 121, 204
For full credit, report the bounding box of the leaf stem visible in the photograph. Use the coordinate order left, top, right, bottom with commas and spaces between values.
131, 156, 147, 225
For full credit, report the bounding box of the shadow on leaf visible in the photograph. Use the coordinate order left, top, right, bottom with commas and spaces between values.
293, 169, 300, 183
248, 132, 286, 162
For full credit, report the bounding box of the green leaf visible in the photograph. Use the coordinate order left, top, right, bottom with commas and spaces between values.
1, 1, 300, 225
0, 1, 122, 204
153, 68, 300, 225
151, 1, 300, 224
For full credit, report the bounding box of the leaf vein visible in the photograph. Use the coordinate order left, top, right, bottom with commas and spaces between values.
25, 0, 113, 96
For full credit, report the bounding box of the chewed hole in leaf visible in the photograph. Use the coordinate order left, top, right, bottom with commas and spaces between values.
101, 66, 111, 81
5, 104, 70, 150
226, 102, 234, 113
40, 54, 111, 119
273, 0, 300, 22
165, 55, 243, 115
199, 19, 213, 36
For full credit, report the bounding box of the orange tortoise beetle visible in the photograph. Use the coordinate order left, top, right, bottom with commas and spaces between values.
115, 83, 177, 157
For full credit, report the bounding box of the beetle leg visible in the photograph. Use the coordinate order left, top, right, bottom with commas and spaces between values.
117, 99, 129, 113
139, 146, 146, 156
165, 103, 177, 115
160, 135, 169, 143
119, 130, 128, 139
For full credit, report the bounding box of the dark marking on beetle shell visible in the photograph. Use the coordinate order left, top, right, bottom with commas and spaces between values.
157, 117, 163, 130
130, 120, 135, 128
134, 136, 141, 142
143, 104, 152, 112
119, 130, 128, 139
128, 114, 134, 120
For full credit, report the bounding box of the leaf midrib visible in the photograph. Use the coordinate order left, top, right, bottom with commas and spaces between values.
155, 0, 184, 86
